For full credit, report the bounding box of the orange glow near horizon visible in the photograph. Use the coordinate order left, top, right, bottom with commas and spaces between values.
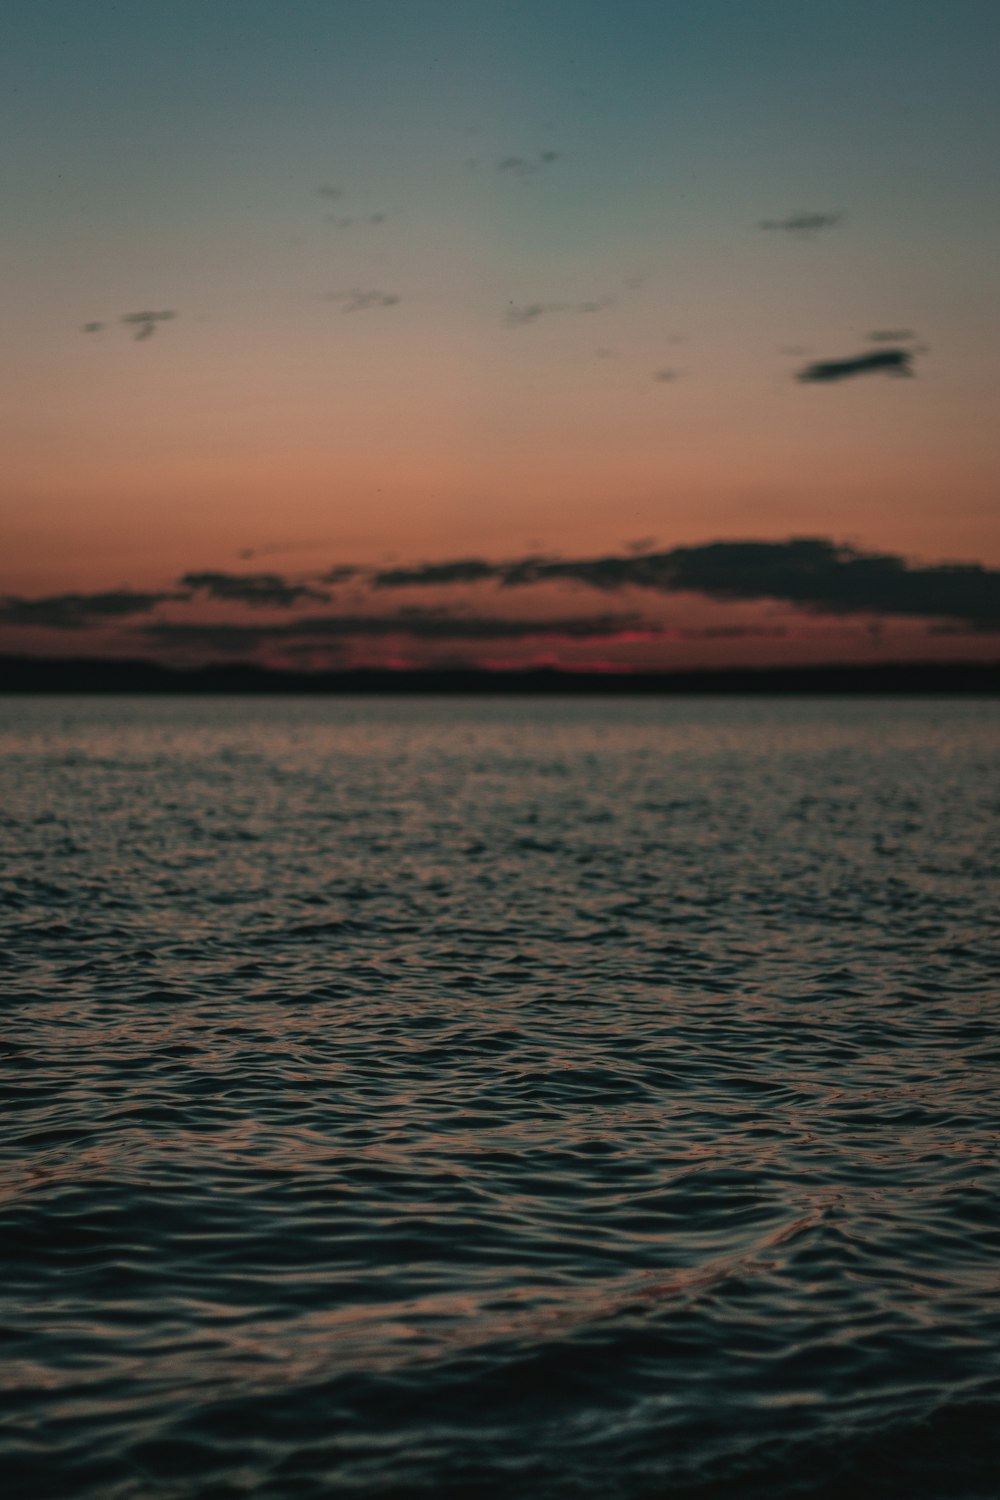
2, 5, 998, 670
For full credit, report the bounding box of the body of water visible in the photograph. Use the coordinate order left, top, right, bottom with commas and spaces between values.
1, 695, 998, 1498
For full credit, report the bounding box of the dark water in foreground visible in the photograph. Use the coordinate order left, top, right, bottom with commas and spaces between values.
2, 695, 998, 1499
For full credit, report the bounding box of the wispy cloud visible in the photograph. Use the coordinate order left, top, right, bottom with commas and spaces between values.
796, 348, 914, 382
681, 625, 788, 639
503, 296, 612, 329
121, 310, 176, 341
316, 565, 363, 585
366, 538, 1000, 628
759, 211, 843, 235
12, 540, 996, 649
496, 149, 561, 177
329, 289, 401, 313
0, 590, 180, 629
140, 607, 657, 655
372, 560, 498, 589
180, 572, 331, 608
326, 212, 388, 229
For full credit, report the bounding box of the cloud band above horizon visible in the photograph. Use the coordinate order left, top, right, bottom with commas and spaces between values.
367, 538, 1000, 629
2, 541, 998, 654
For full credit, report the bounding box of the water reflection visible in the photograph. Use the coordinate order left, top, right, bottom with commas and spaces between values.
1, 697, 998, 1498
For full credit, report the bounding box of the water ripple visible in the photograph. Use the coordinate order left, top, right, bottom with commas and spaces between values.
1, 696, 998, 1498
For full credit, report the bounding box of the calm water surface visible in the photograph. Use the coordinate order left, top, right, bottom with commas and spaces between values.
1, 695, 998, 1498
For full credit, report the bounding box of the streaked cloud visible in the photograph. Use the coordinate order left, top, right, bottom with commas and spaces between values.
180, 571, 331, 608
317, 565, 363, 585
503, 296, 612, 329
0, 590, 180, 629
496, 149, 561, 177
796, 348, 914, 382
681, 625, 788, 639
330, 289, 401, 313
365, 538, 1000, 628
759, 211, 843, 235
140, 607, 658, 654
8, 539, 997, 652
372, 560, 498, 589
121, 310, 176, 341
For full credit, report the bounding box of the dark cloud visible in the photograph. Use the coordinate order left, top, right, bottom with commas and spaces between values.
367, 538, 1000, 629
138, 622, 279, 655
0, 590, 179, 629
504, 296, 612, 328
82, 321, 103, 333
502, 554, 652, 590
140, 608, 655, 654
369, 552, 631, 591
652, 368, 679, 383
317, 565, 363, 585
504, 302, 555, 328
759, 211, 843, 235
317, 185, 343, 199
180, 572, 331, 608
372, 560, 498, 589
334, 289, 401, 312
121, 310, 176, 341
496, 150, 561, 177
681, 625, 788, 639
868, 329, 916, 342
796, 348, 914, 382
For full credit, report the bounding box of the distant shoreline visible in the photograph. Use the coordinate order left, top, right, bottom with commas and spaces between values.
1, 656, 998, 695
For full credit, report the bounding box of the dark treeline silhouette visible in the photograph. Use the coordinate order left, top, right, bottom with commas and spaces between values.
1, 656, 997, 695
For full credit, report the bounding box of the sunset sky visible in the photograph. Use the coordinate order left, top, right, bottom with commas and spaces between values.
3, 0, 998, 671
